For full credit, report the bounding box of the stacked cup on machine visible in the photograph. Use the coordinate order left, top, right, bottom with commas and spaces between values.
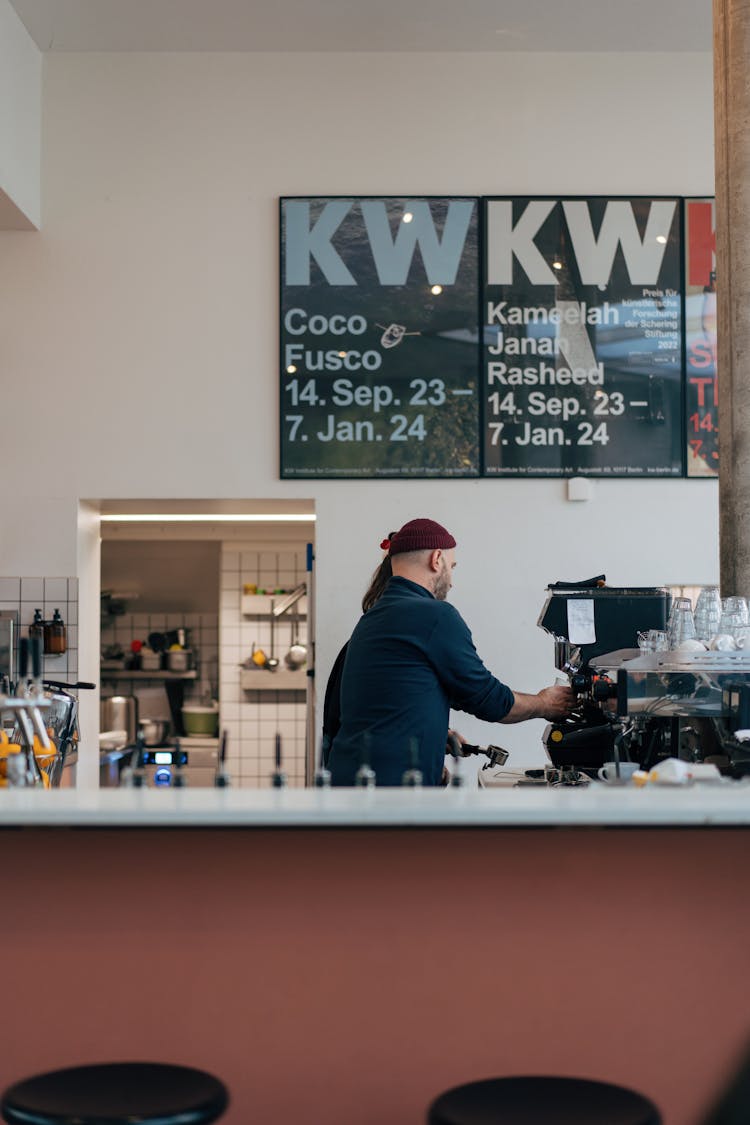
667, 597, 697, 648
693, 586, 722, 642
717, 596, 750, 646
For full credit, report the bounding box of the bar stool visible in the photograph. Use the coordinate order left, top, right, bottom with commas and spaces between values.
1, 1062, 229, 1125
427, 1076, 662, 1124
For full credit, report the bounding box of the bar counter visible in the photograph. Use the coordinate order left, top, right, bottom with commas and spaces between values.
3, 788, 750, 1125
0, 781, 749, 825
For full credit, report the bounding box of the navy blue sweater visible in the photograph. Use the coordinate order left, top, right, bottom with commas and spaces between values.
328, 576, 515, 786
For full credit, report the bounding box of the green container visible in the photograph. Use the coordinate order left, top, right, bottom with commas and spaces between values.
181, 705, 219, 738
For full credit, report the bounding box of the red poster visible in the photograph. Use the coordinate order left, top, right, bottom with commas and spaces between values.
684, 199, 718, 477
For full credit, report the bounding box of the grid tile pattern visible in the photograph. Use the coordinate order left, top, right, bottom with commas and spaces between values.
0, 577, 79, 682
220, 544, 309, 788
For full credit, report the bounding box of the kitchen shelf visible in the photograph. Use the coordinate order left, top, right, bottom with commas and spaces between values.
241, 594, 307, 618
240, 669, 307, 692
100, 669, 198, 680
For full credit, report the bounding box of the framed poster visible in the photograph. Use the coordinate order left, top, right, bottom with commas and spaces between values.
280, 197, 480, 478
684, 198, 718, 477
482, 197, 684, 477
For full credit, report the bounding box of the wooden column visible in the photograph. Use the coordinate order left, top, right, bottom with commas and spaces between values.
715, 0, 750, 594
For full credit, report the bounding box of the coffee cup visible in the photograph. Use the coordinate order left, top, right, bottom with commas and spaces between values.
597, 761, 640, 783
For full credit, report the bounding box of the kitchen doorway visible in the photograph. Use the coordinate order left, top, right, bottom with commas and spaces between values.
95, 500, 316, 789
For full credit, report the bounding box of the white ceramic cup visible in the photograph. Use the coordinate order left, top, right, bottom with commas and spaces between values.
597, 761, 640, 783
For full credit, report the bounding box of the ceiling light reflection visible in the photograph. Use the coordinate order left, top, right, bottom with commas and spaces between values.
100, 514, 316, 523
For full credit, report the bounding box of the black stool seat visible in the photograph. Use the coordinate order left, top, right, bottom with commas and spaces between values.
1, 1063, 229, 1125
428, 1076, 661, 1125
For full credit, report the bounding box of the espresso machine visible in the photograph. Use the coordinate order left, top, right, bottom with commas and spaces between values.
539, 580, 750, 777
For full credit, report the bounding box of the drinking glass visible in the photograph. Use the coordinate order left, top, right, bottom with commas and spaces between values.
667, 597, 692, 638
718, 597, 749, 638
647, 629, 669, 652
668, 606, 696, 647
694, 586, 722, 640
721, 596, 749, 625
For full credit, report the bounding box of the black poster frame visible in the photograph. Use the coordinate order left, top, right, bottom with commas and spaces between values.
481, 195, 685, 479
278, 195, 715, 482
279, 195, 483, 481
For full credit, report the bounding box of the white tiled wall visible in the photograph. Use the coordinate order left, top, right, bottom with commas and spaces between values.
0, 577, 79, 682
220, 544, 309, 787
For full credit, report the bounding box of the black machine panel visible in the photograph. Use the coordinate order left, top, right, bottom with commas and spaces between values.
538, 585, 670, 664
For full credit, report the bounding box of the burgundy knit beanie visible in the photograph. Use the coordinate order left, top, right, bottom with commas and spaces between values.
385, 518, 457, 556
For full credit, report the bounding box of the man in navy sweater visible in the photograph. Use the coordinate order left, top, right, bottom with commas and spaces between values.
328, 517, 575, 787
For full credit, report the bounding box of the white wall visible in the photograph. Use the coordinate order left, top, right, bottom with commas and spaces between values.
0, 0, 40, 228
0, 50, 717, 765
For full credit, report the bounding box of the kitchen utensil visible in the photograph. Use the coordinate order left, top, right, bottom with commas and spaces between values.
147, 632, 168, 653
101, 695, 138, 744
271, 583, 306, 617
8, 662, 85, 788
284, 619, 307, 669
140, 648, 162, 671
447, 733, 510, 768
215, 728, 230, 787
164, 628, 189, 649
43, 679, 96, 692
138, 717, 170, 746
271, 732, 287, 787
165, 648, 193, 673
181, 704, 219, 738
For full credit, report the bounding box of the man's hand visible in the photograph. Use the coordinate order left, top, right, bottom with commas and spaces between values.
446, 729, 467, 757
535, 684, 576, 721
502, 683, 577, 724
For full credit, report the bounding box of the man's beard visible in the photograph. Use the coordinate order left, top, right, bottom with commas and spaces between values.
433, 560, 451, 601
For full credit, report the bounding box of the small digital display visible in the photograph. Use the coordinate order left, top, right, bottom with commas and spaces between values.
154, 751, 172, 765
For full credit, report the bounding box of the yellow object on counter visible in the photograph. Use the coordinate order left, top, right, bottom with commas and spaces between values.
33, 735, 55, 787
0, 732, 54, 788
0, 729, 22, 757
0, 730, 23, 785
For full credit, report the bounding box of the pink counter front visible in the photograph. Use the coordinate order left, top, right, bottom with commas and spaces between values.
3, 826, 749, 1125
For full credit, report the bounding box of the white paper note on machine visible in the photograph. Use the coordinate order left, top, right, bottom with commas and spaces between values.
567, 599, 596, 644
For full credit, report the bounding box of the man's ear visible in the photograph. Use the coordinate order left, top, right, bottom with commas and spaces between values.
429, 549, 442, 572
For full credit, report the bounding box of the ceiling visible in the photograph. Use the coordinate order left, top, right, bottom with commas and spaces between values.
8, 0, 712, 53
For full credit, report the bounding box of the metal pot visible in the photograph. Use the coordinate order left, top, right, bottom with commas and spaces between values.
284, 621, 307, 669
100, 695, 138, 744
165, 648, 193, 673
138, 717, 170, 746
285, 641, 307, 669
